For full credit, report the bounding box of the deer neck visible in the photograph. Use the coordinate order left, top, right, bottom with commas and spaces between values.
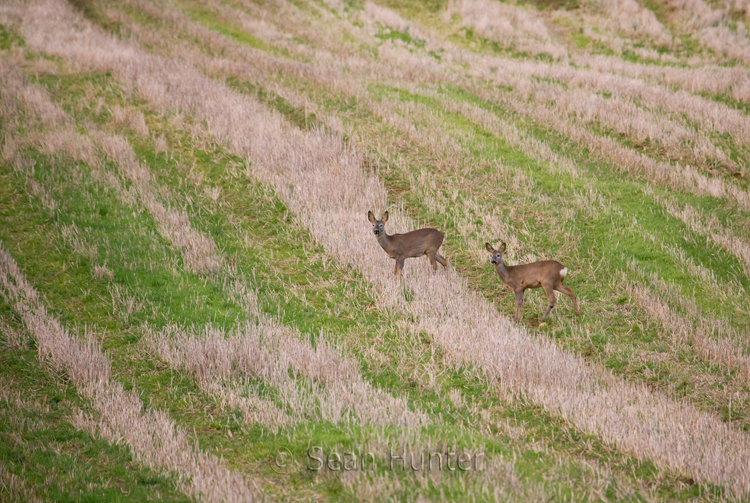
494, 261, 512, 285
377, 232, 393, 252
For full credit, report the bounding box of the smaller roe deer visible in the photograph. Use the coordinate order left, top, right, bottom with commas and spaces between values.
485, 242, 580, 323
368, 211, 447, 276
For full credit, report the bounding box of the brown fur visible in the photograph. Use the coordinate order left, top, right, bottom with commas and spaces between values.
369, 211, 447, 276
485, 242, 580, 323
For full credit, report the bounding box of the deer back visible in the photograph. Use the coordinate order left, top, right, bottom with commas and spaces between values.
503, 260, 566, 289
384, 228, 443, 258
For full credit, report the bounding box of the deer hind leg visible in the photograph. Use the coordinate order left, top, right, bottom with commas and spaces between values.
514, 290, 525, 323
435, 253, 448, 270
541, 284, 557, 321
427, 251, 438, 272
555, 283, 580, 316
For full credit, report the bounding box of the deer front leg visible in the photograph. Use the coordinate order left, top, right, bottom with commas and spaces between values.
514, 290, 525, 323
395, 257, 405, 276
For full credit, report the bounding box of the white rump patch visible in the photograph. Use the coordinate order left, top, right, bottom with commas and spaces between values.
559, 267, 568, 277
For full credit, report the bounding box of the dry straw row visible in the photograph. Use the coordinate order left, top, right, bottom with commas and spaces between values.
149, 321, 428, 429
368, 33, 750, 209
626, 260, 750, 378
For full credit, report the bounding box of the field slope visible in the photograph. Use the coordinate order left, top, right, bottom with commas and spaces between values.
1, 0, 750, 501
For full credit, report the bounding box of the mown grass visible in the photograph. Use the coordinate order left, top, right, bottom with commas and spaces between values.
0, 348, 190, 502
360, 80, 750, 424
61, 67, 682, 498
137, 0, 750, 445
0, 103, 346, 500
433, 83, 750, 289
0, 24, 24, 50
4, 0, 750, 499
0, 245, 188, 502
177, 15, 750, 432
175, 0, 289, 57
0, 46, 728, 499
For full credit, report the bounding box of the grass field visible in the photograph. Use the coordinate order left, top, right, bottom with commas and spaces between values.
1, 0, 750, 500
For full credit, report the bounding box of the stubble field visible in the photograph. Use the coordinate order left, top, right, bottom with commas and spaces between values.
1, 0, 750, 501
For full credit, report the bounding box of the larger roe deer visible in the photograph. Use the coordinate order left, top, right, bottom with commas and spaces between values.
368, 211, 447, 276
485, 242, 580, 323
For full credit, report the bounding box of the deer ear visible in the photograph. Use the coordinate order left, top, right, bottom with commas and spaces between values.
499, 242, 506, 253
485, 242, 494, 253
368, 211, 376, 223
382, 211, 389, 223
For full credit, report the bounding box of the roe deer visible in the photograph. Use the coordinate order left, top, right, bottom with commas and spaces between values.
368, 211, 447, 276
485, 242, 580, 323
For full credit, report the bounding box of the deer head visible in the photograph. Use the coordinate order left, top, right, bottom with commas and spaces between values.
368, 210, 388, 237
485, 242, 506, 265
